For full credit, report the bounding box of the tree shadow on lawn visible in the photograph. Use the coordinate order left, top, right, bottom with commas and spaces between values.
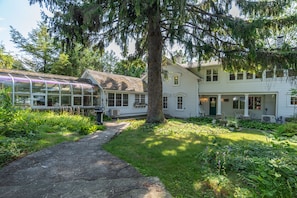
104, 120, 297, 197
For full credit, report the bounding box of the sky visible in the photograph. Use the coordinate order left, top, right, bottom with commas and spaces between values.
0, 0, 44, 54
0, 0, 123, 57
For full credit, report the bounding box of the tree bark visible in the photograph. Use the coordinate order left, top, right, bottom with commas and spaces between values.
146, 3, 165, 123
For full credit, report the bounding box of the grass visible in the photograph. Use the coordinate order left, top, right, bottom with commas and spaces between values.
103, 119, 297, 197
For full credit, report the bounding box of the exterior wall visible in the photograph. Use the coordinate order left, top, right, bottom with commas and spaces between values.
162, 63, 199, 118
189, 64, 297, 119
82, 72, 148, 118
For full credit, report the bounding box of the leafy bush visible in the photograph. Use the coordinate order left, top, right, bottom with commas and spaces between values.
275, 122, 297, 137
0, 109, 105, 167
187, 117, 213, 124
200, 142, 297, 197
238, 119, 279, 131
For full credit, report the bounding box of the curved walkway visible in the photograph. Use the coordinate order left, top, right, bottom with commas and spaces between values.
0, 122, 171, 198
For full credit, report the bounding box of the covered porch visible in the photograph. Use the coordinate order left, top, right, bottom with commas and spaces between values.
199, 92, 278, 121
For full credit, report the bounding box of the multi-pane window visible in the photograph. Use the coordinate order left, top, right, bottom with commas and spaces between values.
288, 69, 297, 77
177, 96, 183, 109
233, 97, 244, 109
290, 96, 297, 105
237, 72, 243, 80
266, 70, 273, 78
206, 69, 218, 82
246, 72, 253, 79
163, 96, 168, 109
108, 93, 129, 107
173, 75, 179, 86
108, 93, 115, 106
123, 94, 128, 106
275, 69, 284, 77
116, 93, 122, 106
248, 96, 261, 110
255, 71, 262, 79
135, 94, 145, 104
229, 73, 235, 80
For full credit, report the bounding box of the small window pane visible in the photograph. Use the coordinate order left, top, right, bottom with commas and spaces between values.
255, 71, 262, 79
177, 96, 183, 109
15, 94, 30, 106
291, 97, 297, 105
47, 83, 60, 94
116, 93, 122, 106
61, 84, 71, 94
48, 95, 59, 106
33, 95, 45, 106
276, 70, 284, 77
255, 97, 261, 110
108, 93, 115, 106
73, 84, 82, 94
247, 72, 253, 79
123, 94, 128, 106
74, 96, 82, 105
174, 76, 179, 85
61, 95, 71, 106
15, 78, 30, 93
237, 73, 243, 80
229, 73, 235, 80
83, 96, 92, 106
213, 69, 218, 81
163, 96, 168, 109
32, 81, 46, 94
266, 70, 273, 78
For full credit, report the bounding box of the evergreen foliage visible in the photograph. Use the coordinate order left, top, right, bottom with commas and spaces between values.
29, 0, 297, 122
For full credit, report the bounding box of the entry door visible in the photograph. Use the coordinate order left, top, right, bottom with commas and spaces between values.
209, 97, 216, 115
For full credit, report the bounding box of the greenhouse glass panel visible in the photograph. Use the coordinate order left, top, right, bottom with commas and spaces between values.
33, 95, 45, 106
48, 95, 59, 107
73, 84, 82, 94
32, 80, 46, 94
61, 95, 71, 106
83, 96, 92, 106
14, 77, 30, 93
0, 74, 13, 89
61, 84, 71, 94
74, 96, 82, 105
15, 94, 30, 106
47, 83, 60, 94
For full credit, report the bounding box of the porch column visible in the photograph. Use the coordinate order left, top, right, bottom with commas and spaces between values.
244, 93, 249, 117
217, 94, 222, 115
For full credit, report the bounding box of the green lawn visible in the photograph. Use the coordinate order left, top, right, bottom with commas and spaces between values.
103, 119, 297, 198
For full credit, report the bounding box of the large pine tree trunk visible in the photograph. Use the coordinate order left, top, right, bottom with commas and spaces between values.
146, 3, 165, 123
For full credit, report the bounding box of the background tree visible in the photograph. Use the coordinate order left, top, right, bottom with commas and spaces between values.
0, 44, 15, 69
30, 0, 297, 123
113, 57, 146, 78
10, 23, 57, 72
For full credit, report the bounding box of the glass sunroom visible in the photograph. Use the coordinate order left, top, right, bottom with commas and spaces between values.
0, 70, 100, 110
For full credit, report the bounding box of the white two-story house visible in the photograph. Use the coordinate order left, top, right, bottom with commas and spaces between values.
184, 61, 297, 121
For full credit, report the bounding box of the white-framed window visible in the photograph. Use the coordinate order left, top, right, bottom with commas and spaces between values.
177, 96, 183, 110
246, 72, 254, 79
108, 93, 129, 107
173, 74, 181, 86
290, 96, 297, 105
163, 96, 168, 109
206, 69, 218, 82
248, 96, 261, 110
135, 94, 145, 104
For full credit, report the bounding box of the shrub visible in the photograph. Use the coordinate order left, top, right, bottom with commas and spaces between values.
187, 117, 213, 124
275, 122, 297, 137
238, 119, 278, 131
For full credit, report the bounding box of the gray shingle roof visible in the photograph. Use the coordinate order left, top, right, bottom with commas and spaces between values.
85, 69, 147, 92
